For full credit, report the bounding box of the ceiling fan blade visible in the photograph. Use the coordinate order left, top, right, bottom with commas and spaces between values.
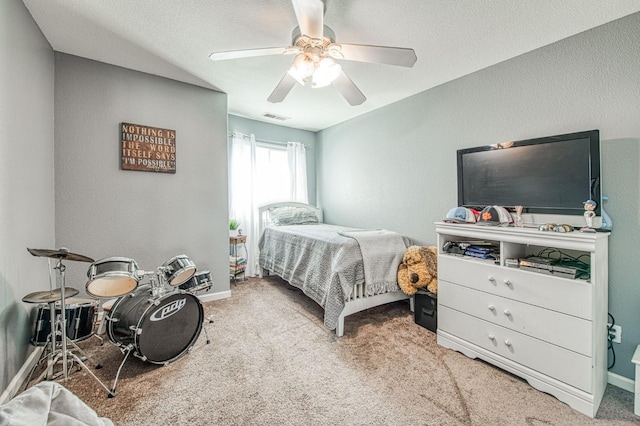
209, 46, 294, 61
331, 43, 417, 67
268, 73, 297, 103
332, 70, 366, 106
292, 0, 324, 40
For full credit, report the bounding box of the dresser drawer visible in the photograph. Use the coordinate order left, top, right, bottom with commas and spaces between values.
439, 306, 592, 392
439, 282, 592, 355
438, 255, 592, 320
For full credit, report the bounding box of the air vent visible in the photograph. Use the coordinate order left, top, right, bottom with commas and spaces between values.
262, 112, 290, 121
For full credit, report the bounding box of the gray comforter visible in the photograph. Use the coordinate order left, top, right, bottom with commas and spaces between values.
258, 224, 408, 330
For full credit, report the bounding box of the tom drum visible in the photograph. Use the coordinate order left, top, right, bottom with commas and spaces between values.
178, 270, 212, 293
86, 257, 140, 298
161, 255, 196, 287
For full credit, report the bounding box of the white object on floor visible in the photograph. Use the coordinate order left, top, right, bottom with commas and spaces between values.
0, 382, 113, 425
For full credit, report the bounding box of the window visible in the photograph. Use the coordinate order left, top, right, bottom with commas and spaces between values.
229, 133, 308, 277
254, 143, 289, 207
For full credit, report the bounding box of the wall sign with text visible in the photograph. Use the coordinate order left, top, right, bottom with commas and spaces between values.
121, 122, 176, 173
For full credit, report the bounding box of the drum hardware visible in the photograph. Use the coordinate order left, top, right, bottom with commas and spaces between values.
201, 316, 214, 345
134, 268, 169, 297
178, 270, 214, 344
109, 344, 134, 397
148, 272, 165, 298
24, 247, 115, 397
90, 332, 104, 346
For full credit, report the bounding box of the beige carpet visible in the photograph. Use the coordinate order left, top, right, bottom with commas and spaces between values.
25, 277, 639, 425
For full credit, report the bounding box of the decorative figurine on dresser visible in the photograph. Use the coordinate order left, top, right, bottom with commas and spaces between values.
581, 199, 597, 233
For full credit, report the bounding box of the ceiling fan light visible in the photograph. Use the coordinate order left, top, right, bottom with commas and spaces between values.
294, 53, 315, 76
286, 53, 315, 85
287, 66, 307, 85
312, 57, 342, 88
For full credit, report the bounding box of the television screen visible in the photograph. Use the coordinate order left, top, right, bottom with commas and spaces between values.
457, 130, 601, 216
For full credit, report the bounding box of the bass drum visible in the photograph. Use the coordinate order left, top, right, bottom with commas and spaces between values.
107, 285, 203, 364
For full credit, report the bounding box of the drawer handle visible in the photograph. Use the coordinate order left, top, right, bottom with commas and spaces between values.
503, 279, 512, 288
488, 305, 496, 312
488, 334, 496, 341
488, 275, 496, 283
503, 309, 511, 317
504, 339, 512, 347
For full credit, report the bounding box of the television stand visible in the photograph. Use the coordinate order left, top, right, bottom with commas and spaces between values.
435, 222, 609, 418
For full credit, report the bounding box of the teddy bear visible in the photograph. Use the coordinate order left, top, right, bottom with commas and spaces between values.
397, 245, 438, 295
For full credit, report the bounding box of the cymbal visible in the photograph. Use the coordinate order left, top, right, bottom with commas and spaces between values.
27, 247, 94, 263
22, 287, 80, 303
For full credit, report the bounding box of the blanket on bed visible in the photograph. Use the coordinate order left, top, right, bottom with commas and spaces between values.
259, 224, 362, 330
338, 229, 407, 294
258, 224, 409, 330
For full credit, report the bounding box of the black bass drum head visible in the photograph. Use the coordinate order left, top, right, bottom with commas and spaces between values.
109, 286, 204, 364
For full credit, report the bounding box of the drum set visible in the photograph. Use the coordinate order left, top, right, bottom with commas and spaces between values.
23, 248, 213, 397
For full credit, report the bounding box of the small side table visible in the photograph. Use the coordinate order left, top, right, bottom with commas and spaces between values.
632, 345, 640, 415
229, 235, 247, 281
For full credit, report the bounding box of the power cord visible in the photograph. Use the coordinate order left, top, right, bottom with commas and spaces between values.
533, 248, 591, 280
608, 313, 616, 370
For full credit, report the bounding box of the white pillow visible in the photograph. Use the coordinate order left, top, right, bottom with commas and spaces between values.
270, 207, 319, 225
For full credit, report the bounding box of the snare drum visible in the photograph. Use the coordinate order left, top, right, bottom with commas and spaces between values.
86, 257, 140, 298
161, 255, 196, 286
32, 298, 96, 345
179, 270, 212, 293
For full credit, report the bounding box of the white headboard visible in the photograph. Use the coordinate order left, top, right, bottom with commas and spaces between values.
258, 202, 323, 238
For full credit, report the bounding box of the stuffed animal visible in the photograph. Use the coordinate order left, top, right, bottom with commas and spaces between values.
397, 245, 438, 295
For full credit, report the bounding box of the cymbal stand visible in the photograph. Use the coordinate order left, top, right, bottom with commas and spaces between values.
22, 299, 61, 389
34, 258, 115, 397
44, 259, 59, 378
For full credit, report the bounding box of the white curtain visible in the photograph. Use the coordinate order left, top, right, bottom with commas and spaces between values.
287, 142, 308, 203
229, 133, 308, 277
229, 133, 258, 276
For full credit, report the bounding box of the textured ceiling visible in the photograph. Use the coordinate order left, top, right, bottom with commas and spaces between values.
22, 0, 640, 132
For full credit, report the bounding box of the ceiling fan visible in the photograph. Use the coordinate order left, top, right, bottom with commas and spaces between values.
209, 0, 417, 106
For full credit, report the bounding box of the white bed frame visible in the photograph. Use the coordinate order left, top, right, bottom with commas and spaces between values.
258, 202, 409, 336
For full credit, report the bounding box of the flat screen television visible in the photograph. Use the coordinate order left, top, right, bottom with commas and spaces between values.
457, 130, 601, 216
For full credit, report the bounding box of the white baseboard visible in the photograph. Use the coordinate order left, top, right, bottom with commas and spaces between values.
0, 346, 44, 405
198, 289, 231, 303
608, 371, 635, 393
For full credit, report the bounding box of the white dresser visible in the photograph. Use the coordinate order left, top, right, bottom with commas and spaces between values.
435, 222, 609, 418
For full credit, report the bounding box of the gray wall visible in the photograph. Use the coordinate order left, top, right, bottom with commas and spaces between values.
0, 0, 55, 395
228, 115, 318, 205
54, 54, 229, 299
318, 13, 640, 379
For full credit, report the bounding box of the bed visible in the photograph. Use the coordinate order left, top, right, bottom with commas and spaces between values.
258, 202, 411, 336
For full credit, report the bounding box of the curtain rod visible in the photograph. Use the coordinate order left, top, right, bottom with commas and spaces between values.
229, 132, 310, 149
